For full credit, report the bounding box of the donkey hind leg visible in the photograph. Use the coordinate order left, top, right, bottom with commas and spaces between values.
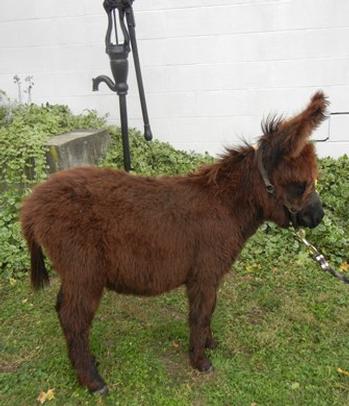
187, 282, 217, 372
55, 283, 107, 394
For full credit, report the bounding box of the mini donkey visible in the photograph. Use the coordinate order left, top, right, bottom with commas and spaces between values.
21, 92, 327, 394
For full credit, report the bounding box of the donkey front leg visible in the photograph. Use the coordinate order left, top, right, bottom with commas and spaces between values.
186, 281, 217, 372
205, 325, 218, 350
56, 284, 107, 394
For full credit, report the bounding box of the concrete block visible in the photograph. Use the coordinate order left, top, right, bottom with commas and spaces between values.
0, 0, 85, 22
316, 141, 349, 159
136, 10, 168, 40
164, 2, 277, 38
1, 0, 349, 158
269, 58, 348, 88
152, 115, 259, 154
0, 47, 53, 75
46, 129, 111, 173
0, 17, 86, 49
33, 70, 93, 98
138, 27, 349, 68
195, 89, 252, 117
146, 91, 197, 118
326, 114, 349, 142
275, 0, 349, 30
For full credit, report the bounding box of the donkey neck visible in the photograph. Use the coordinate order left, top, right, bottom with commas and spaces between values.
192, 146, 264, 240
218, 149, 265, 241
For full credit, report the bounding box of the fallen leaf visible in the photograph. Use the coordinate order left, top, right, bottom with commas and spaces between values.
46, 389, 55, 401
37, 392, 46, 404
37, 388, 55, 404
340, 262, 349, 272
337, 367, 349, 377
172, 341, 180, 348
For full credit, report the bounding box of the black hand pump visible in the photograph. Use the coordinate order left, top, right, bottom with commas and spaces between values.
93, 0, 153, 172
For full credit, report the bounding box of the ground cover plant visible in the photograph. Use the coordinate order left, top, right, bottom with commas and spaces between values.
0, 102, 348, 405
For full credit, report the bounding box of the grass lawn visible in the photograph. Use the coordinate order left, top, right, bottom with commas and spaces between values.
1, 246, 349, 406
0, 102, 348, 405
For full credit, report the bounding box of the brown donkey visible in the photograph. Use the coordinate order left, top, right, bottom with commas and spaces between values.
21, 92, 327, 394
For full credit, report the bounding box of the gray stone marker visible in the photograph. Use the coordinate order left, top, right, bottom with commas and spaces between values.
46, 129, 111, 173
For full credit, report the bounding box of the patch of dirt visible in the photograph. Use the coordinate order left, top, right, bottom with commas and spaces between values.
160, 344, 191, 384
0, 360, 22, 373
0, 348, 38, 374
247, 306, 265, 325
160, 340, 218, 387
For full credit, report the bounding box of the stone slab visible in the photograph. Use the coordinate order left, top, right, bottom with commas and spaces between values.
45, 129, 111, 173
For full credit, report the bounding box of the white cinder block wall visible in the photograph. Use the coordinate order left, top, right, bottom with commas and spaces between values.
0, 0, 348, 157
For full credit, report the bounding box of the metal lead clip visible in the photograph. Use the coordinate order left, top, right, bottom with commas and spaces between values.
293, 228, 349, 285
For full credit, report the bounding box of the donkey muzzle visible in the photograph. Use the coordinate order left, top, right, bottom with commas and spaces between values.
296, 191, 324, 229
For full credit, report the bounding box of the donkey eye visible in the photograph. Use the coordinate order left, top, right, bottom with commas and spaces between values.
287, 182, 307, 197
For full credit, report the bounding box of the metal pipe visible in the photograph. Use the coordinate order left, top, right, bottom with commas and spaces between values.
125, 7, 153, 141
119, 95, 131, 171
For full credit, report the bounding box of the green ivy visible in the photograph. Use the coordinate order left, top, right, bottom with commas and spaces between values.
305, 156, 349, 266
0, 101, 348, 281
102, 126, 213, 175
317, 156, 349, 228
0, 103, 106, 278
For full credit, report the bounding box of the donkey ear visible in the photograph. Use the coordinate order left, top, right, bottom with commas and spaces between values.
261, 91, 329, 159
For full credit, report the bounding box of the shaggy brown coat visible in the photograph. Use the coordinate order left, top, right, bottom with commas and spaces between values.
21, 92, 328, 393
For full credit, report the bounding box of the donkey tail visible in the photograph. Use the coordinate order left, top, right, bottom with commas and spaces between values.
29, 238, 49, 291
21, 215, 49, 291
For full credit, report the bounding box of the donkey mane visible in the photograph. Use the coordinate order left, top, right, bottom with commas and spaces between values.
261, 114, 284, 139
191, 111, 293, 190
190, 144, 256, 192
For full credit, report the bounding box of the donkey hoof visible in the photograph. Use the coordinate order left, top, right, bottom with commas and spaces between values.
193, 357, 214, 373
201, 364, 214, 374
93, 385, 109, 396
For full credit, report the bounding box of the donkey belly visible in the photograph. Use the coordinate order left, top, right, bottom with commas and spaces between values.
106, 253, 191, 296
106, 273, 185, 296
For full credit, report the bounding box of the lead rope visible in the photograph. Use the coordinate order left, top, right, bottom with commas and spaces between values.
292, 228, 349, 284
254, 145, 348, 285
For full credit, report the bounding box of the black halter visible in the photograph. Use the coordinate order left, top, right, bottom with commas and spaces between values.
255, 147, 299, 227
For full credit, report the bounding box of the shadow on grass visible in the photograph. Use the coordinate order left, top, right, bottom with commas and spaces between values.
1, 267, 349, 405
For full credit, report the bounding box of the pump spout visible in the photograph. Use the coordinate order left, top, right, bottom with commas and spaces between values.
92, 75, 116, 92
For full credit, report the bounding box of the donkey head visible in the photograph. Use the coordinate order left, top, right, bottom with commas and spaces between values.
257, 92, 328, 229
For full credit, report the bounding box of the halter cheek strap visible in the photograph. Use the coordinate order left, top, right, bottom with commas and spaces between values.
256, 147, 275, 196
255, 146, 299, 227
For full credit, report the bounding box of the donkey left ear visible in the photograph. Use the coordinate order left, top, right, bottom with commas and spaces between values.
262, 91, 329, 159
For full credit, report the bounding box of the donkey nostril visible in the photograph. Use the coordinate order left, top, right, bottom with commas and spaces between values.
309, 209, 324, 228
298, 209, 324, 228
